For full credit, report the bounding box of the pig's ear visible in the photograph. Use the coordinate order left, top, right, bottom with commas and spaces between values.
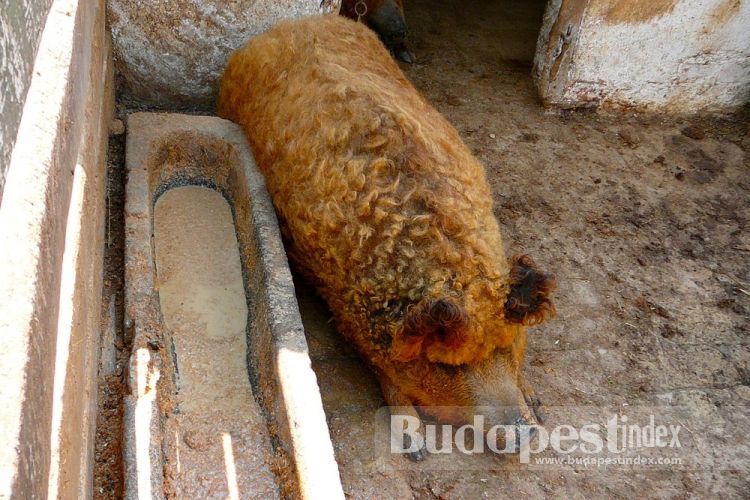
504, 254, 556, 326
392, 298, 470, 362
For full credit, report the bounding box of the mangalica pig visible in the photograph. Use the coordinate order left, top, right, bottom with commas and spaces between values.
218, 15, 555, 458
340, 0, 415, 63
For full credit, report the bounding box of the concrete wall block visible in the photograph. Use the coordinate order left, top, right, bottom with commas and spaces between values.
108, 0, 342, 109
0, 0, 54, 202
47, 11, 114, 498
534, 0, 750, 111
0, 0, 113, 497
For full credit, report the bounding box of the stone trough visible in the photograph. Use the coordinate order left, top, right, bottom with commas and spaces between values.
123, 113, 344, 499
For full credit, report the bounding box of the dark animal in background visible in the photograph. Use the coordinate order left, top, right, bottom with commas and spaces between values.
340, 0, 415, 63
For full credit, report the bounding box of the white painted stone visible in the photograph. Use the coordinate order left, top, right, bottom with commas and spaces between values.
0, 0, 54, 200
108, 0, 341, 108
0, 0, 112, 497
534, 0, 750, 111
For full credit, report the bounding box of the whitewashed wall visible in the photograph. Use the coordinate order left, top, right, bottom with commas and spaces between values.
0, 0, 54, 200
534, 0, 750, 111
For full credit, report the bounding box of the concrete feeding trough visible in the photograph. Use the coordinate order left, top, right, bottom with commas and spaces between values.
123, 113, 344, 499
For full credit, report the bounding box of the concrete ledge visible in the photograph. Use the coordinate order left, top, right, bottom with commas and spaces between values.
0, 0, 112, 497
124, 113, 344, 499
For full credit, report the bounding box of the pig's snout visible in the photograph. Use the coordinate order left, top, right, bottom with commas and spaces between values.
368, 0, 408, 46
467, 358, 544, 454
487, 411, 540, 455
504, 417, 539, 454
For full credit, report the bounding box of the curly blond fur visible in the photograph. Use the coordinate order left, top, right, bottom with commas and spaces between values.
218, 15, 551, 374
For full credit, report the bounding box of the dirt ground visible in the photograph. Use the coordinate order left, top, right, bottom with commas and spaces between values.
299, 0, 750, 498
93, 0, 749, 497
94, 131, 127, 498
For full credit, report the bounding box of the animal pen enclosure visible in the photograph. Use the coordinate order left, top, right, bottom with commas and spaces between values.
0, 0, 748, 498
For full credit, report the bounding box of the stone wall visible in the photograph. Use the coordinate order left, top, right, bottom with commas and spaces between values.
533, 0, 750, 111
0, 0, 113, 496
0, 0, 54, 201
108, 0, 341, 109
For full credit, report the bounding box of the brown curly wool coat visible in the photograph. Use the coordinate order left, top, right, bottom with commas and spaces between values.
218, 16, 553, 384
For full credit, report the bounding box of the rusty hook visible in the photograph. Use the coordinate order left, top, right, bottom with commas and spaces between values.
355, 0, 368, 22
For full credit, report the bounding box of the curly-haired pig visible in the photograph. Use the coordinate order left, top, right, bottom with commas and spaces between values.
218, 15, 556, 458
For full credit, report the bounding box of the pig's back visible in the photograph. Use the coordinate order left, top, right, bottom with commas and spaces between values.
218, 15, 507, 328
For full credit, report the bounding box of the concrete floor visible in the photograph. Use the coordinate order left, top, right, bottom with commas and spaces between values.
296, 0, 750, 497
93, 0, 749, 497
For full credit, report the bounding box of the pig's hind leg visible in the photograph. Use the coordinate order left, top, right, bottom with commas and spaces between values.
378, 372, 428, 461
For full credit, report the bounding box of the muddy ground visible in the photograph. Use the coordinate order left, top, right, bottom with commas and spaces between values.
94, 0, 748, 497
94, 131, 126, 498
301, 0, 750, 498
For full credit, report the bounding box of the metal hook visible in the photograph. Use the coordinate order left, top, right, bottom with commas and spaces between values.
355, 0, 368, 22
